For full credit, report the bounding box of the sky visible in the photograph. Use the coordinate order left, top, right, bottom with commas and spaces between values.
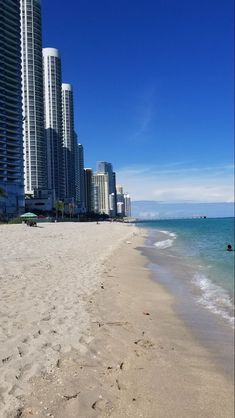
42, 0, 234, 204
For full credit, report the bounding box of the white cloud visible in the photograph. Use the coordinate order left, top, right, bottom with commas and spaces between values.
116, 163, 234, 203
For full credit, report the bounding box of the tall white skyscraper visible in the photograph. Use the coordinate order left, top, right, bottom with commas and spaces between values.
97, 161, 117, 216
116, 184, 124, 195
21, 0, 47, 194
124, 193, 131, 217
0, 0, 25, 217
43, 48, 64, 199
92, 173, 109, 215
116, 184, 125, 216
62, 83, 76, 200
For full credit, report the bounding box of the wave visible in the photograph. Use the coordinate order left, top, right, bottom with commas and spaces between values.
154, 230, 177, 249
192, 273, 234, 328
159, 230, 177, 239
154, 239, 174, 249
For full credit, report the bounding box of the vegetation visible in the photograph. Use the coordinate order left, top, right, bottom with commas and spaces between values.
79, 211, 109, 222
7, 217, 22, 224
55, 200, 64, 219
68, 202, 76, 219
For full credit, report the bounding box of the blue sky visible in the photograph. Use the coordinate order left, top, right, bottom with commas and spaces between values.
42, 0, 234, 203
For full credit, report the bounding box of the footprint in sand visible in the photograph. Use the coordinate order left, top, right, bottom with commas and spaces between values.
134, 338, 154, 349
1, 355, 13, 364
92, 397, 114, 414
133, 338, 155, 357
33, 329, 42, 339
17, 346, 24, 358
41, 314, 51, 321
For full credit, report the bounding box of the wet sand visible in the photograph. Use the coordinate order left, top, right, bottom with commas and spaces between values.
19, 229, 234, 418
141, 233, 234, 380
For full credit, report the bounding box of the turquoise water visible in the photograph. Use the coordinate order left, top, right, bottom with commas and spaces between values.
137, 217, 234, 326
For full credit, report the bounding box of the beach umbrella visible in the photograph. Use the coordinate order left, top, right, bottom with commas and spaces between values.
20, 212, 38, 218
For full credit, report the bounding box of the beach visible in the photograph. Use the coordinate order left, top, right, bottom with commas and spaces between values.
0, 222, 234, 417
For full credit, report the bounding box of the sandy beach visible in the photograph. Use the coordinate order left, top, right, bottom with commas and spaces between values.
0, 222, 234, 417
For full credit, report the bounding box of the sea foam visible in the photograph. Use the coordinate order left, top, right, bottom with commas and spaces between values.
154, 239, 174, 249
193, 272, 234, 328
154, 230, 177, 249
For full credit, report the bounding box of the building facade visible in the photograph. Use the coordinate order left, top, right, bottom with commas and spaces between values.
116, 184, 123, 195
97, 161, 117, 216
92, 173, 109, 215
75, 141, 85, 210
84, 168, 93, 213
20, 0, 47, 195
43, 48, 64, 199
124, 193, 131, 217
0, 0, 25, 217
116, 184, 125, 216
62, 83, 76, 200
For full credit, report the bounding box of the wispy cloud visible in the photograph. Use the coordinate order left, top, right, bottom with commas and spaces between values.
129, 84, 157, 141
117, 163, 234, 203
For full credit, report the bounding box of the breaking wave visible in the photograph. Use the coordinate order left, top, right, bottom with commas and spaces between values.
192, 273, 234, 328
154, 230, 177, 249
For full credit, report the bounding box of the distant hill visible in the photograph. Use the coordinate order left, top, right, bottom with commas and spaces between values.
131, 201, 234, 219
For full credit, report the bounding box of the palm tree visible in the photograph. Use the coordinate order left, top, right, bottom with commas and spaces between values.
55, 200, 64, 219
68, 202, 76, 219
60, 201, 64, 219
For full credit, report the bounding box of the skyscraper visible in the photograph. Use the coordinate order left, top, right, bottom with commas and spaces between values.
75, 142, 85, 209
92, 173, 109, 215
124, 193, 131, 217
62, 83, 76, 200
84, 168, 93, 213
43, 48, 64, 199
97, 161, 117, 216
21, 0, 46, 195
97, 161, 115, 193
116, 184, 125, 216
0, 0, 25, 217
116, 184, 123, 195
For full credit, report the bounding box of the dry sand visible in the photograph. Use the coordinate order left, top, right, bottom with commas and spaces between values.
0, 223, 234, 418
0, 222, 136, 417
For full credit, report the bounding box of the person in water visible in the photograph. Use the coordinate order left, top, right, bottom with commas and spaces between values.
227, 244, 233, 251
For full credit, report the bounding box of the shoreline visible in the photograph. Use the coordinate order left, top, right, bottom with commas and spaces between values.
19, 226, 234, 418
139, 230, 234, 380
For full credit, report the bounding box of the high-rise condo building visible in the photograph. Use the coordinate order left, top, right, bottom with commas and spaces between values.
84, 168, 93, 213
92, 173, 109, 215
109, 192, 116, 215
116, 184, 125, 216
0, 0, 25, 217
97, 161, 117, 216
117, 201, 125, 216
43, 48, 64, 199
75, 141, 85, 209
20, 0, 47, 195
62, 83, 76, 200
124, 193, 131, 217
97, 161, 115, 193
116, 184, 123, 195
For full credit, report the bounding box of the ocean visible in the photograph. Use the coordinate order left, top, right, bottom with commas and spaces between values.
137, 217, 234, 328
137, 217, 234, 376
